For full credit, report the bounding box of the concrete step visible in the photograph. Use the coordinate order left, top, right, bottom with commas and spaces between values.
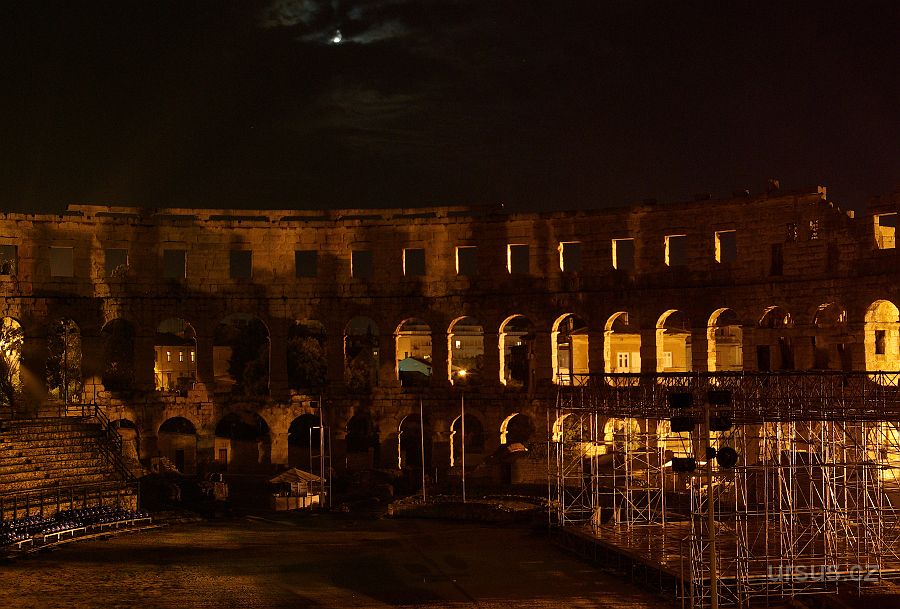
0, 468, 109, 485
0, 474, 116, 494
0, 447, 100, 461
0, 439, 100, 451
0, 455, 104, 470
0, 430, 100, 442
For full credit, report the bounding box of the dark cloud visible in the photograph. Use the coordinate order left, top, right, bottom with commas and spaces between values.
0, 1, 898, 213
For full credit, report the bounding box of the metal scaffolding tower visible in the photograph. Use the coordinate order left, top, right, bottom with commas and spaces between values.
550, 371, 900, 608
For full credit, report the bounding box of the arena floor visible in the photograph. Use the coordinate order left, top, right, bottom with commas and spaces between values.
0, 514, 664, 609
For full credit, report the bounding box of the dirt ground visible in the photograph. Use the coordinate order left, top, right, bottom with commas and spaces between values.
0, 514, 667, 609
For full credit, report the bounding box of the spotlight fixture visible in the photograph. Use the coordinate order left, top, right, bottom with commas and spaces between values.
716, 447, 739, 469
670, 415, 696, 433
671, 457, 696, 472
667, 392, 693, 409
709, 414, 733, 431
707, 390, 732, 405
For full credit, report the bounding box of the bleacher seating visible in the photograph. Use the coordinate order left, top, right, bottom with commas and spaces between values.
1, 506, 151, 550
0, 418, 137, 518
0, 419, 117, 493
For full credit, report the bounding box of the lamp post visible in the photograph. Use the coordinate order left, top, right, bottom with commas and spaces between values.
705, 399, 718, 609
62, 326, 68, 408
458, 372, 467, 504
420, 398, 426, 503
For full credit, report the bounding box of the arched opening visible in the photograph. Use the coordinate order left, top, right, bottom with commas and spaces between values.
346, 413, 379, 469
499, 315, 534, 388
656, 310, 692, 373
552, 314, 589, 385
758, 422, 796, 463
813, 303, 849, 370
756, 307, 794, 371
605, 312, 640, 385
101, 318, 135, 392
603, 418, 642, 453
213, 314, 270, 395
287, 319, 327, 393
551, 413, 572, 443
448, 317, 483, 384
707, 309, 743, 372
868, 422, 900, 483
865, 300, 900, 384
46, 318, 82, 404
450, 414, 485, 466
158, 417, 197, 474
500, 412, 535, 446
394, 319, 432, 387
344, 317, 379, 392
154, 318, 197, 393
111, 419, 141, 463
398, 414, 431, 470
216, 412, 271, 470
287, 414, 326, 471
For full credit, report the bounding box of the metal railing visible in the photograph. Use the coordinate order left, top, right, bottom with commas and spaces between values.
65, 403, 137, 484
555, 370, 900, 422
0, 480, 137, 521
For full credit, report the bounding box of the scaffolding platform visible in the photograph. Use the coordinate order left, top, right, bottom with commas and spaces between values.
550, 372, 900, 608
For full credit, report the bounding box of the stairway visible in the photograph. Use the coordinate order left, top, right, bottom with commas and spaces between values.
0, 417, 137, 520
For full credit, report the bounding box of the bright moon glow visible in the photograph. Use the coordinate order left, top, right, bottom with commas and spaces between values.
331, 30, 342, 44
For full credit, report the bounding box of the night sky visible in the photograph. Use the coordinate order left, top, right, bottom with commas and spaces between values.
1, 1, 898, 214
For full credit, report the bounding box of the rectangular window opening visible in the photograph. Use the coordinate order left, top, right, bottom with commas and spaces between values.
50, 246, 74, 278
876, 330, 887, 355
163, 249, 187, 279
786, 223, 798, 242
229, 250, 252, 280
808, 219, 820, 240
770, 243, 783, 276
105, 248, 128, 276
559, 241, 582, 272
612, 238, 635, 271
715, 230, 737, 263
351, 250, 374, 279
507, 244, 529, 274
875, 213, 897, 250
0, 245, 17, 275
295, 250, 318, 278
664, 235, 687, 267
456, 246, 477, 276
403, 248, 426, 277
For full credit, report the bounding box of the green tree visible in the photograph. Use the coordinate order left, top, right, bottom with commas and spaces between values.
46, 320, 82, 403
287, 335, 326, 392
224, 318, 269, 396
0, 319, 24, 415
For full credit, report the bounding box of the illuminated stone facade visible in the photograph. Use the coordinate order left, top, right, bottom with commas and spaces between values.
0, 186, 898, 477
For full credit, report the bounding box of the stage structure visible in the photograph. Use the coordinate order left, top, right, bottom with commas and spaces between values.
550, 371, 900, 608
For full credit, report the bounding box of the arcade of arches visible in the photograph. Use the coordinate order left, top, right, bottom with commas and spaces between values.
0, 299, 898, 479
3, 192, 900, 484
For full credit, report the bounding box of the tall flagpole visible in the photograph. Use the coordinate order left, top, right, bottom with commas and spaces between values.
461, 392, 466, 503
420, 398, 426, 503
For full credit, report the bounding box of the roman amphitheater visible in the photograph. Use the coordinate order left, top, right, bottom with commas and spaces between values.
2, 184, 900, 606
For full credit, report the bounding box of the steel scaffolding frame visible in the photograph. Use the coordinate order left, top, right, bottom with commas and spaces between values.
551, 372, 900, 608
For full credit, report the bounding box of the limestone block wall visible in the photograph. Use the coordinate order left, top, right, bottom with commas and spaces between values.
0, 186, 897, 476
